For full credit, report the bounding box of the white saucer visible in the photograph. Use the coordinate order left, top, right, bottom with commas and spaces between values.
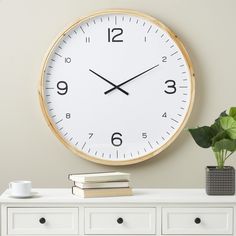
9, 192, 38, 199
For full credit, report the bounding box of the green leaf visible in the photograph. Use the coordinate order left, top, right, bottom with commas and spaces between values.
215, 110, 227, 122
220, 116, 236, 139
229, 107, 236, 120
211, 130, 229, 146
188, 126, 215, 148
213, 139, 236, 152
211, 120, 223, 135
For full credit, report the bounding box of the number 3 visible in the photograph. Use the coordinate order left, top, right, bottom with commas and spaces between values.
165, 80, 176, 94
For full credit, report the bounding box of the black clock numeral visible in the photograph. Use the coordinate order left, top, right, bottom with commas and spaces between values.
142, 133, 147, 139
111, 132, 122, 146
165, 80, 176, 94
85, 36, 90, 43
88, 133, 94, 139
162, 56, 167, 62
66, 113, 71, 119
162, 112, 167, 118
108, 28, 123, 42
65, 57, 71, 63
57, 81, 68, 95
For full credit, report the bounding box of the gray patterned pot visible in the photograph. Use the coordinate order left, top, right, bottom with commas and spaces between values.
206, 166, 235, 195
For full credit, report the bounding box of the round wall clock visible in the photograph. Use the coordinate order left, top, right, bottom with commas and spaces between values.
39, 9, 195, 165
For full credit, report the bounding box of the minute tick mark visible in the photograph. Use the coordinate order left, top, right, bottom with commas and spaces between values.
171, 51, 178, 56
148, 141, 153, 149
82, 142, 86, 150
80, 26, 85, 34
56, 119, 63, 124
147, 25, 152, 33
55, 52, 62, 57
171, 118, 179, 123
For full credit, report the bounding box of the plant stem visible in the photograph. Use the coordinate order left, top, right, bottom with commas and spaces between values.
214, 150, 225, 169
224, 151, 234, 162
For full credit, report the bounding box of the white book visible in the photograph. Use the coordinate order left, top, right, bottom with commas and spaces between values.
74, 181, 130, 189
68, 172, 130, 183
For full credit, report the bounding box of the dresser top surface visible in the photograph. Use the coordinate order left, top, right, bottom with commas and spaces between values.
0, 188, 235, 204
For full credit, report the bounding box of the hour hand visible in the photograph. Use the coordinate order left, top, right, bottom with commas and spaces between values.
89, 69, 129, 95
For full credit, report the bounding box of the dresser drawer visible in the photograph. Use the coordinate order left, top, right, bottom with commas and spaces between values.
162, 207, 233, 235
84, 207, 156, 235
7, 208, 79, 235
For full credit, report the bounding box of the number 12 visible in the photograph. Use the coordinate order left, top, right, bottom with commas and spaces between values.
108, 28, 123, 42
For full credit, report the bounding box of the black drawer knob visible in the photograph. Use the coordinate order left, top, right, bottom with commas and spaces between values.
194, 217, 201, 224
39, 217, 46, 224
117, 217, 123, 224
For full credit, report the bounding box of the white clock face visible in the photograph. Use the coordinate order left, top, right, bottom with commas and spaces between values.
40, 10, 194, 165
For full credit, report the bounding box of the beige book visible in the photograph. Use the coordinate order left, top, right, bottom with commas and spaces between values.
72, 186, 133, 198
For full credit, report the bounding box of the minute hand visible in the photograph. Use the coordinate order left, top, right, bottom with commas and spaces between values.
104, 64, 159, 95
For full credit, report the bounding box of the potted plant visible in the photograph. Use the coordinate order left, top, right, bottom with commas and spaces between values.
188, 107, 236, 195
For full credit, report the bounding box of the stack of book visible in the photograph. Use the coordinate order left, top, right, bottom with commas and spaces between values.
68, 172, 132, 198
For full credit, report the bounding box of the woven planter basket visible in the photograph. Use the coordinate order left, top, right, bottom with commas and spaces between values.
206, 166, 235, 195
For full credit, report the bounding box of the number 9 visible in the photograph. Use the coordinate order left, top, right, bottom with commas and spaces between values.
57, 81, 68, 95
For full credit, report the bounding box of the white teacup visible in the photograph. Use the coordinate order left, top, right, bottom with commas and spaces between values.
9, 181, 32, 197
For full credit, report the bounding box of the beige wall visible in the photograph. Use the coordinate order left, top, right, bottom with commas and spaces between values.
0, 0, 236, 193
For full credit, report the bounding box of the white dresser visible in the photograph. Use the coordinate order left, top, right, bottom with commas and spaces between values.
0, 188, 235, 236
